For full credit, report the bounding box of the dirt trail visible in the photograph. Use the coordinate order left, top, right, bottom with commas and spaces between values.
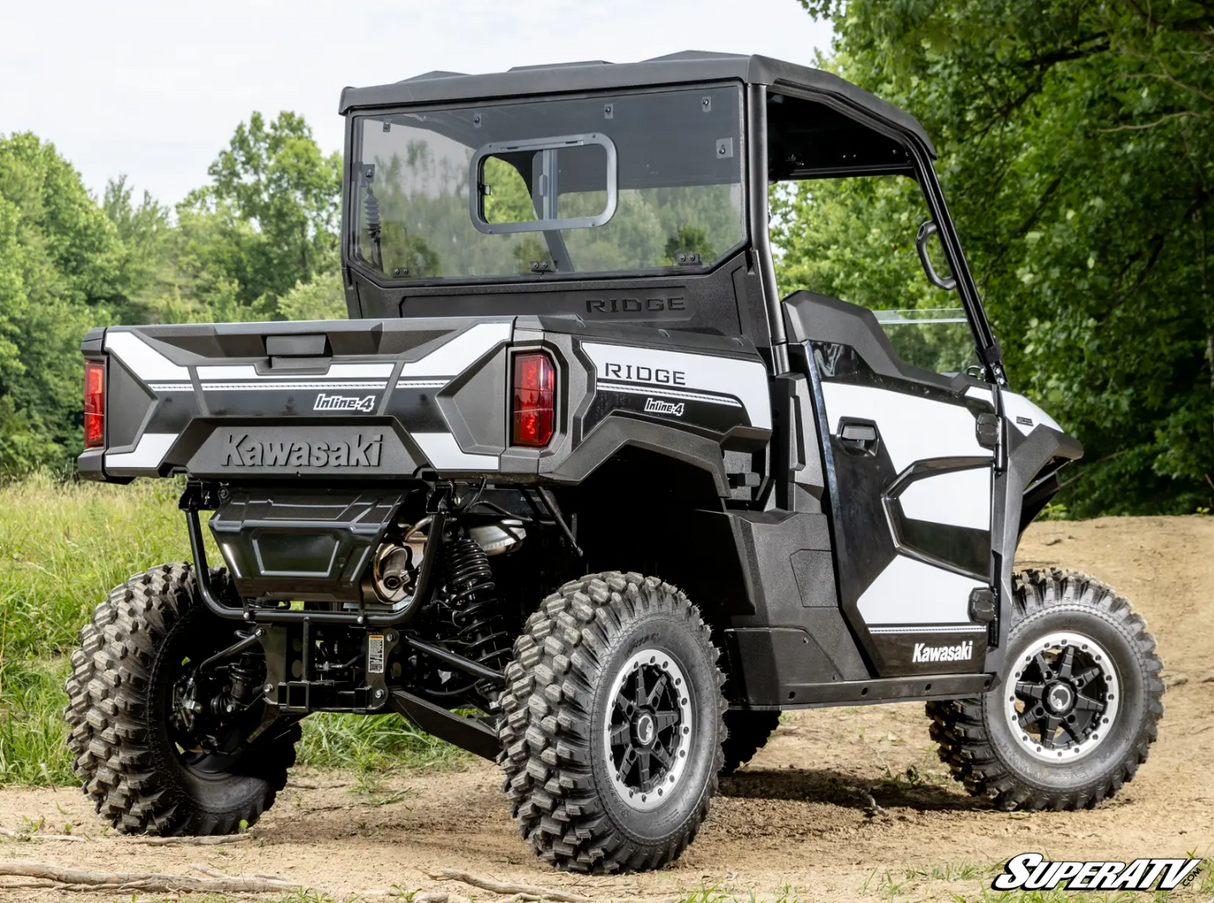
2, 516, 1211, 902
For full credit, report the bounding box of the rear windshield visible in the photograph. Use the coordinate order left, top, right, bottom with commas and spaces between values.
350, 85, 746, 282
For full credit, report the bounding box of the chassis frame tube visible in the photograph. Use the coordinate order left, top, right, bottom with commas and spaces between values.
184, 508, 505, 688
184, 508, 446, 627
389, 689, 501, 761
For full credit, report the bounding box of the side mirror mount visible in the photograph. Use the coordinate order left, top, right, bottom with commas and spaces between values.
916, 220, 957, 291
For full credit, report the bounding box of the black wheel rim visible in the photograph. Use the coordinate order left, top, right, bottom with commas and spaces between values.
1004, 630, 1119, 761
604, 648, 694, 810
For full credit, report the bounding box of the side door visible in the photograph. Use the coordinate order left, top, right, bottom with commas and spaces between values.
787, 292, 998, 677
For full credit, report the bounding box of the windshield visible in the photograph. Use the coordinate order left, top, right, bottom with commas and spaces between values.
351, 85, 746, 281
872, 308, 980, 375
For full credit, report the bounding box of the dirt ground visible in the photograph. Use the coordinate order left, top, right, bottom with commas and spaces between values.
1, 516, 1211, 902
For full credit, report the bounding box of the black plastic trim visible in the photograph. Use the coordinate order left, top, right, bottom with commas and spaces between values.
338, 52, 935, 153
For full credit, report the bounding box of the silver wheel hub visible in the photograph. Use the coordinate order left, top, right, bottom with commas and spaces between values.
1046, 682, 1073, 714
635, 712, 656, 747
1004, 630, 1119, 763
604, 648, 694, 812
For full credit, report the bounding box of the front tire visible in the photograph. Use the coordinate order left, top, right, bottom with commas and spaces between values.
928, 569, 1164, 810
497, 572, 726, 873
64, 563, 299, 834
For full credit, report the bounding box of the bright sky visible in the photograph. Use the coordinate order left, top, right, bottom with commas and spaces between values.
0, 1, 833, 207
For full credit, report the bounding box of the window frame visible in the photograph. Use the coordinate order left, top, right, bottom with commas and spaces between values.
344, 82, 750, 288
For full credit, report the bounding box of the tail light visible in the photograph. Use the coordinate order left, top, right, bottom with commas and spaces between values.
512, 352, 555, 447
84, 360, 105, 448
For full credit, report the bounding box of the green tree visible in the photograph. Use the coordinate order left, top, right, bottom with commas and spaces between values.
794, 0, 1214, 514
0, 133, 122, 474
192, 111, 342, 313
277, 270, 348, 321
664, 225, 717, 264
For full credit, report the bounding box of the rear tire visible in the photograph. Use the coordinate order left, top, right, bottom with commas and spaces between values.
928, 568, 1163, 810
497, 572, 726, 872
64, 563, 299, 834
721, 710, 780, 775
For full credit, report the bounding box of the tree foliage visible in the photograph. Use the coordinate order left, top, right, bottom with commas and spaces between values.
793, 0, 1214, 514
0, 113, 341, 476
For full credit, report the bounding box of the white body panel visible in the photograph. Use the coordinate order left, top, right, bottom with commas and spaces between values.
412, 432, 499, 470
820, 382, 990, 472
898, 467, 992, 530
858, 555, 986, 625
581, 342, 772, 430
1001, 390, 1062, 436
105, 432, 178, 470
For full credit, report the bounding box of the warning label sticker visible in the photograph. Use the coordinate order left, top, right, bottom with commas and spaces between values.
367, 635, 385, 674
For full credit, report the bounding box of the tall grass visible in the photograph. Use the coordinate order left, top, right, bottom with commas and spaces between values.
0, 473, 465, 786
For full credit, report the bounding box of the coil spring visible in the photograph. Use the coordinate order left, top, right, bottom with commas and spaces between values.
364, 188, 382, 238
227, 653, 262, 704
438, 532, 512, 687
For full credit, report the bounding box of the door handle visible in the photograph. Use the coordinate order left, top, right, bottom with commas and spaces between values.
839, 420, 879, 455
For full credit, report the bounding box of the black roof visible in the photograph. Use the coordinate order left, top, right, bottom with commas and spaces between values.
338, 51, 935, 155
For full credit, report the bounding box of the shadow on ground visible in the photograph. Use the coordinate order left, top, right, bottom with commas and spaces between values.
720, 766, 992, 813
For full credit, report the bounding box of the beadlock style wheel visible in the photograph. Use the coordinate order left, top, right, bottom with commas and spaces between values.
604, 648, 695, 811
929, 569, 1163, 811
1003, 630, 1119, 763
63, 564, 298, 835
496, 572, 726, 873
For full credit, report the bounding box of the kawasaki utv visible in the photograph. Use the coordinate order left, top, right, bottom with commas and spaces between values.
66, 52, 1164, 872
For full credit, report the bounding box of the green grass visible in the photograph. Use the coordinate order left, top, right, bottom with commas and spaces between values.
0, 473, 465, 786
863, 856, 1213, 903
299, 712, 467, 774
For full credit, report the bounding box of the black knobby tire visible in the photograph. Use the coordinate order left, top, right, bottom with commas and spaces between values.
928, 568, 1164, 810
720, 710, 781, 775
65, 592, 119, 793
64, 563, 299, 834
497, 572, 726, 873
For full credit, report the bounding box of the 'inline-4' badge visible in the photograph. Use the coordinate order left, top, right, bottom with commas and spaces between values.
644, 398, 685, 417
314, 393, 377, 413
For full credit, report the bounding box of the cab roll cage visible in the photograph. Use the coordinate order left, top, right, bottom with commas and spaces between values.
750, 83, 1006, 386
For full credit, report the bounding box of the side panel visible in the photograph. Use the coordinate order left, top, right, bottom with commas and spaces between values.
985, 389, 1083, 678
720, 509, 874, 706
787, 295, 996, 677
515, 318, 774, 489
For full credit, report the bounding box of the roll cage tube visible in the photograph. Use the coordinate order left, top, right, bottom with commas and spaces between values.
760, 84, 1006, 387
748, 84, 787, 373
903, 140, 1006, 386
